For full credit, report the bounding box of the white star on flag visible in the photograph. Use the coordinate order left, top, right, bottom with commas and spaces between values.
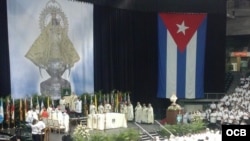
176, 21, 189, 35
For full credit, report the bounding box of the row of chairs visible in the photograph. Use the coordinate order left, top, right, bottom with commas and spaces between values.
42, 118, 65, 134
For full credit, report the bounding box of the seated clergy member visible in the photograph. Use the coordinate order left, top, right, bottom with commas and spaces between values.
98, 102, 104, 114
104, 101, 112, 113
47, 104, 53, 118
40, 107, 49, 119
89, 102, 97, 115
56, 108, 64, 125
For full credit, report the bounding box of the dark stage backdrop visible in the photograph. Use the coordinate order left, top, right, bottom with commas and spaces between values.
0, 0, 10, 97
93, 0, 226, 118
0, 0, 226, 119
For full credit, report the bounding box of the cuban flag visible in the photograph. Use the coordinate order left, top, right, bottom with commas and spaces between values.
157, 13, 207, 99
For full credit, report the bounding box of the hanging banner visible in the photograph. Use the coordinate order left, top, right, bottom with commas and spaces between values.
7, 0, 94, 99
157, 13, 207, 99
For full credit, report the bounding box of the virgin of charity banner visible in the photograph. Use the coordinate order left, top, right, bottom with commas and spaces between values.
7, 0, 94, 99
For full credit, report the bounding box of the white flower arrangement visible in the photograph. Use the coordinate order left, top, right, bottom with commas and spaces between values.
192, 115, 203, 123
72, 122, 90, 141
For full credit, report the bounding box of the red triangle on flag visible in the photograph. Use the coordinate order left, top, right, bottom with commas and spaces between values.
159, 13, 206, 52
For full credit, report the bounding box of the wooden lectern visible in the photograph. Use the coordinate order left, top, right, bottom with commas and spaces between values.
166, 108, 183, 125
166, 93, 183, 124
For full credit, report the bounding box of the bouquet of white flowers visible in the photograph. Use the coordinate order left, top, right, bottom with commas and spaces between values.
72, 122, 90, 141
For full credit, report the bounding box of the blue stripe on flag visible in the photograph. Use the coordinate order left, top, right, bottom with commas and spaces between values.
195, 17, 207, 98
177, 50, 186, 99
157, 15, 167, 98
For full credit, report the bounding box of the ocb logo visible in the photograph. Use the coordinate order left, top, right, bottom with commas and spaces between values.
226, 129, 246, 136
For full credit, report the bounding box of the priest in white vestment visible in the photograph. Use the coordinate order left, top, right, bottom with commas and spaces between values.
26, 108, 34, 123
127, 101, 134, 121
89, 102, 97, 115
59, 97, 66, 112
75, 97, 82, 117
62, 111, 70, 133
141, 103, 148, 123
69, 92, 78, 111
120, 102, 125, 113
123, 102, 128, 120
135, 102, 142, 123
32, 108, 39, 121
47, 105, 53, 119
104, 101, 112, 113
98, 103, 104, 114
57, 109, 64, 125
147, 103, 154, 124
51, 110, 57, 120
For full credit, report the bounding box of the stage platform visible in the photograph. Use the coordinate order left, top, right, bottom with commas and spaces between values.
0, 120, 163, 141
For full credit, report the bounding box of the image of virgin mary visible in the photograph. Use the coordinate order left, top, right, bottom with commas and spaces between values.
25, 1, 80, 100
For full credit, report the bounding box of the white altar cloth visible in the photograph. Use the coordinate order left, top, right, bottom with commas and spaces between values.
87, 113, 127, 130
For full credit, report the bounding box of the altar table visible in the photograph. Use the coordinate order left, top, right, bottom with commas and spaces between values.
87, 113, 127, 130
